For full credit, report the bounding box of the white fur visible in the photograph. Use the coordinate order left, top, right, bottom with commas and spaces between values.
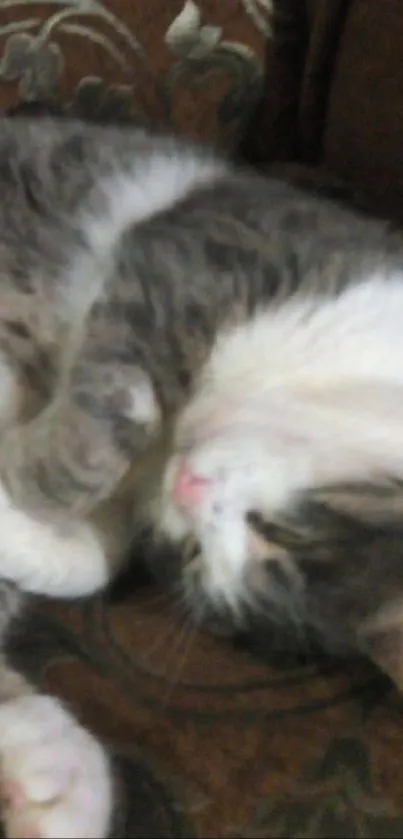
126, 378, 160, 427
161, 275, 403, 606
0, 694, 112, 838
63, 150, 226, 321
84, 151, 225, 254
0, 354, 20, 428
0, 326, 109, 600
0, 477, 108, 597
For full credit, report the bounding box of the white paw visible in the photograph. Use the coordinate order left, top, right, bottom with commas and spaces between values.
0, 695, 112, 839
0, 477, 108, 598
126, 372, 160, 430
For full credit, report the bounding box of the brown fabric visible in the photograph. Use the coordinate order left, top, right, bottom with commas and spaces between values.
2, 2, 403, 838
240, 0, 307, 164
323, 0, 403, 219
241, 0, 350, 165
13, 583, 403, 838
298, 0, 351, 163
243, 0, 403, 220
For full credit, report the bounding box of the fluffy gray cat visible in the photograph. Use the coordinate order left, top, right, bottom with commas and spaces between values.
0, 117, 403, 836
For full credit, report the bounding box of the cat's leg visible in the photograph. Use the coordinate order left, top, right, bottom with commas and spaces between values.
0, 584, 113, 838
0, 663, 112, 838
0, 458, 138, 598
0, 356, 160, 518
0, 356, 111, 599
0, 486, 110, 597
0, 325, 160, 597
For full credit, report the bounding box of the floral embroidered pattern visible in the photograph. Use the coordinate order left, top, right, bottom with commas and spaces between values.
0, 0, 272, 146
237, 737, 403, 838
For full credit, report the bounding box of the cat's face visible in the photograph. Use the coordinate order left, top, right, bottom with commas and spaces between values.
157, 421, 299, 617
153, 278, 403, 634
155, 417, 403, 662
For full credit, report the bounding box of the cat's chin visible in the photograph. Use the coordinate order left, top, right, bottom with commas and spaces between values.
139, 527, 244, 634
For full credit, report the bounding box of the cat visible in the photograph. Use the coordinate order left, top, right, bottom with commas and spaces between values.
0, 116, 227, 839
1, 116, 403, 836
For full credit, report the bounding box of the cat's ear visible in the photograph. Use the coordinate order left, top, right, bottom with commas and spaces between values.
311, 483, 403, 526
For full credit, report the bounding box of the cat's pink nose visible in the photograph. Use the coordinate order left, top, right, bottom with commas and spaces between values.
172, 461, 211, 509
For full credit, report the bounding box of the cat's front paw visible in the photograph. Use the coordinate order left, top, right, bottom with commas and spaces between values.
0, 694, 112, 838
0, 475, 109, 598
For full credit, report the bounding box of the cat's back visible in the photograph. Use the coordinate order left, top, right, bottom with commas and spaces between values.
0, 117, 165, 399
0, 117, 156, 267
0, 116, 401, 359
165, 168, 403, 306
0, 116, 398, 306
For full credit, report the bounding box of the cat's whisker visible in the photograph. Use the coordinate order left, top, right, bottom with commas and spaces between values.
137, 587, 173, 610
141, 580, 198, 662
161, 612, 202, 707
142, 615, 187, 662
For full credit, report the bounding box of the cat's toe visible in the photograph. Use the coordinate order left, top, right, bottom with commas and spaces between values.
0, 694, 112, 839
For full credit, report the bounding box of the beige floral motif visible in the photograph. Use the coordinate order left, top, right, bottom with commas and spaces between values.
0, 0, 271, 145
236, 737, 403, 838
242, 0, 273, 36
164, 0, 269, 144
0, 32, 63, 99
165, 0, 222, 59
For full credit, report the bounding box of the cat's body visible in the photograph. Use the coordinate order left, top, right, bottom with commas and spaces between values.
1, 117, 403, 836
